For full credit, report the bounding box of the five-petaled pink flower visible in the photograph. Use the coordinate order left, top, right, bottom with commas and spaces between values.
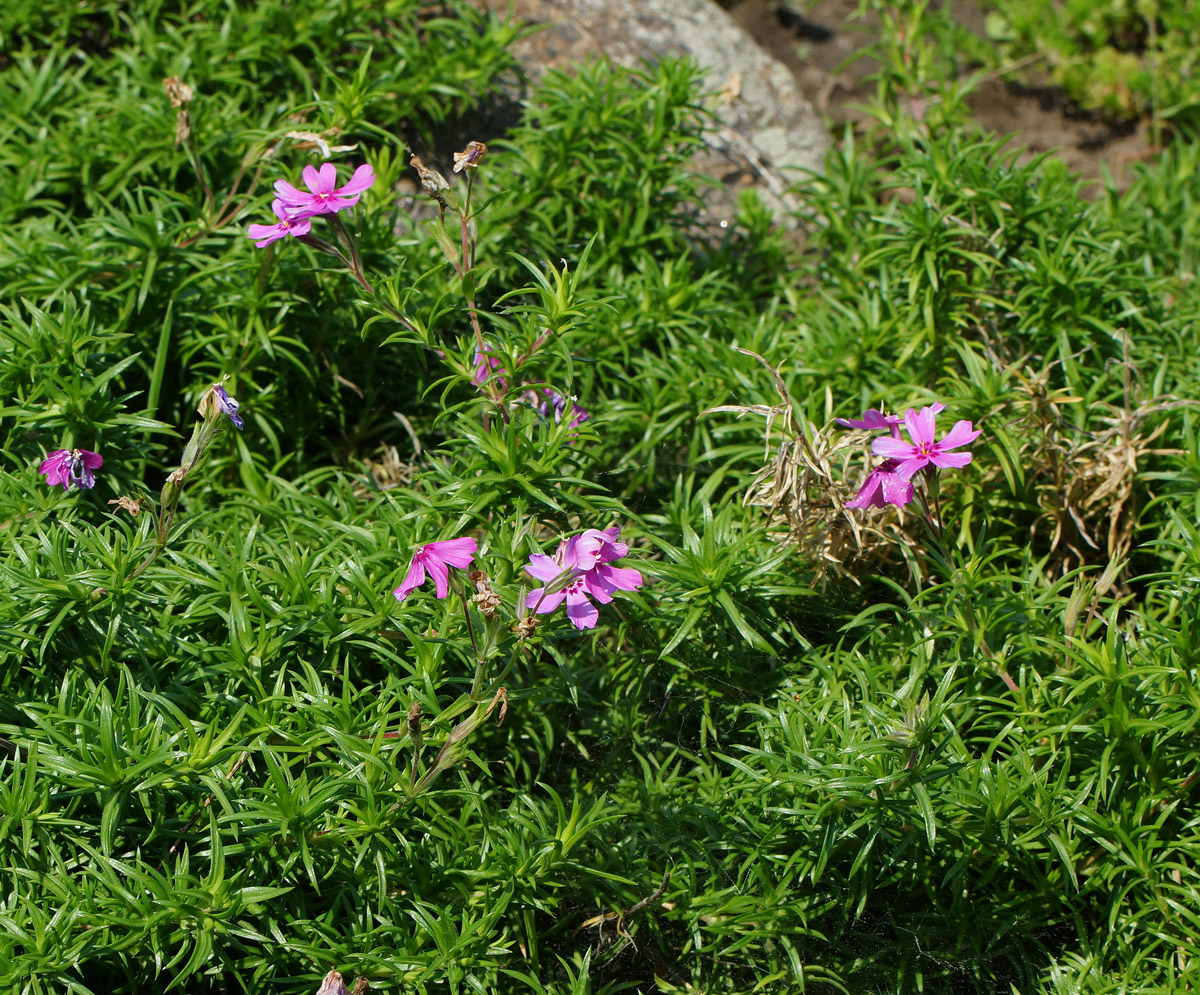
274, 163, 375, 219
525, 526, 643, 630
39, 449, 103, 491
393, 537, 478, 601
871, 405, 981, 481
246, 199, 312, 247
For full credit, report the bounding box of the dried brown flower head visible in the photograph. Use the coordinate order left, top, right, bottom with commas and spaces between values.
468, 569, 502, 618
162, 77, 194, 107
410, 154, 449, 195
107, 496, 143, 518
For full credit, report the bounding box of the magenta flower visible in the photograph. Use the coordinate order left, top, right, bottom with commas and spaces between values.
836, 408, 902, 435
393, 537, 478, 601
872, 405, 982, 481
845, 459, 914, 509
837, 403, 943, 438
525, 526, 643, 630
274, 162, 375, 218
38, 449, 103, 491
246, 199, 313, 247
472, 343, 506, 388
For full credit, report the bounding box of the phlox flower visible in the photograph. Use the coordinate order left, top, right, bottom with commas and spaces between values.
845, 459, 914, 509
246, 199, 312, 247
872, 405, 982, 481
526, 388, 589, 430
274, 162, 375, 218
213, 384, 244, 430
837, 402, 944, 438
39, 449, 103, 491
525, 526, 642, 630
393, 537, 477, 602
472, 343, 506, 388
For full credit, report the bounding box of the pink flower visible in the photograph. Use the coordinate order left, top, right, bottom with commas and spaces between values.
246, 199, 312, 247
837, 403, 944, 438
836, 408, 902, 435
871, 405, 982, 481
472, 343, 506, 388
393, 537, 477, 601
38, 448, 103, 491
274, 162, 375, 218
845, 459, 914, 509
525, 526, 643, 630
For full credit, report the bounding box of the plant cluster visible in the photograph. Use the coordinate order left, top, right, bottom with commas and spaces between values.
2, 1, 1200, 994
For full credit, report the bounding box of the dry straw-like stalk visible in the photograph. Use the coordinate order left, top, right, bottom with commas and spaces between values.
705, 348, 921, 582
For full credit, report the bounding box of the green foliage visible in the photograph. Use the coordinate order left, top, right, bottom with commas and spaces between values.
3, 1, 1200, 994
979, 0, 1200, 121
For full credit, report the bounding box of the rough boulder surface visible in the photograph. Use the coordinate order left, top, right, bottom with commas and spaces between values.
471, 0, 829, 226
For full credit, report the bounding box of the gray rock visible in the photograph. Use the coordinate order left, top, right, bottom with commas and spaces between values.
470, 0, 829, 227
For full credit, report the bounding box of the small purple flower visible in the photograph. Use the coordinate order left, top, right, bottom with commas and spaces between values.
526, 388, 589, 431
213, 385, 243, 430
472, 343, 506, 388
524, 526, 642, 630
38, 449, 103, 491
247, 198, 313, 247
845, 459, 914, 509
837, 403, 944, 439
274, 162, 375, 219
872, 405, 982, 481
393, 537, 478, 601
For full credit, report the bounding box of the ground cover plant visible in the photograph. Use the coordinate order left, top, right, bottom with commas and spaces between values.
2, 1, 1200, 993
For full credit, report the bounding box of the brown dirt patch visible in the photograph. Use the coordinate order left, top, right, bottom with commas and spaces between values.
725, 0, 1158, 191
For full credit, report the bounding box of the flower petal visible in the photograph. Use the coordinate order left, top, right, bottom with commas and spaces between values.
301, 164, 322, 194
597, 566, 643, 590
929, 451, 973, 470
527, 587, 566, 614
337, 163, 376, 196
565, 590, 599, 629
38, 452, 69, 487
427, 537, 477, 569
937, 420, 982, 451
871, 436, 916, 460
880, 472, 914, 506
392, 559, 426, 601
903, 406, 937, 446
583, 561, 643, 602
247, 223, 287, 247
845, 469, 885, 509
80, 451, 103, 470
835, 408, 896, 432
425, 556, 450, 599
524, 553, 563, 583
273, 179, 310, 205
892, 456, 928, 481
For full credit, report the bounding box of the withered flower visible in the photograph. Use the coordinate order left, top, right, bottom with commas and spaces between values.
452, 141, 488, 173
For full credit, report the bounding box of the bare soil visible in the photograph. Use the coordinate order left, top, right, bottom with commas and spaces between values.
726, 0, 1157, 191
